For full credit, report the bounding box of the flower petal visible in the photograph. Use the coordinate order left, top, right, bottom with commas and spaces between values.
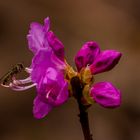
31, 48, 65, 84
37, 67, 68, 106
37, 67, 58, 94
31, 48, 53, 83
27, 22, 45, 54
74, 41, 100, 71
47, 31, 64, 60
33, 96, 53, 119
44, 17, 50, 32
27, 17, 50, 54
54, 81, 69, 106
90, 50, 122, 74
90, 82, 121, 108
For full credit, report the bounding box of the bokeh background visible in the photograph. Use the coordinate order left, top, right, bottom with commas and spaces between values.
0, 0, 140, 140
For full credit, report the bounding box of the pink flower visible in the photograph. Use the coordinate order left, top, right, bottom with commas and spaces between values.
75, 41, 121, 74
7, 17, 69, 119
75, 41, 122, 108
1, 18, 122, 118
27, 18, 68, 118
31, 48, 68, 119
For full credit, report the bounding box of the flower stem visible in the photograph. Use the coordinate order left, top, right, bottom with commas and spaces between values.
71, 76, 93, 140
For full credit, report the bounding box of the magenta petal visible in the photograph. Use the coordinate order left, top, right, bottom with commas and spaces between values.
31, 48, 65, 84
90, 50, 122, 74
54, 81, 69, 106
90, 82, 121, 108
74, 41, 100, 71
27, 22, 45, 54
27, 17, 50, 54
33, 96, 53, 119
37, 67, 68, 107
47, 31, 64, 60
37, 67, 59, 94
44, 17, 50, 32
31, 48, 53, 83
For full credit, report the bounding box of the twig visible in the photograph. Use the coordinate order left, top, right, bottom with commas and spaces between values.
71, 76, 93, 140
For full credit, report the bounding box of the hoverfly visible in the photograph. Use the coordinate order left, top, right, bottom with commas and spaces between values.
0, 63, 24, 86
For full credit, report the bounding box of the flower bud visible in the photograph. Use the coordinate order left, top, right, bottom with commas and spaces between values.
90, 50, 122, 74
75, 41, 100, 71
90, 82, 121, 108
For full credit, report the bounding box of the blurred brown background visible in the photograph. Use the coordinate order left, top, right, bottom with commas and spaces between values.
0, 0, 140, 140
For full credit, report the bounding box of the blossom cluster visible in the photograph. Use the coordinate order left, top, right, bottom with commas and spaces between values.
2, 17, 122, 119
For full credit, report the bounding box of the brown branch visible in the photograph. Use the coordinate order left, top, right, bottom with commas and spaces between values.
71, 76, 93, 140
